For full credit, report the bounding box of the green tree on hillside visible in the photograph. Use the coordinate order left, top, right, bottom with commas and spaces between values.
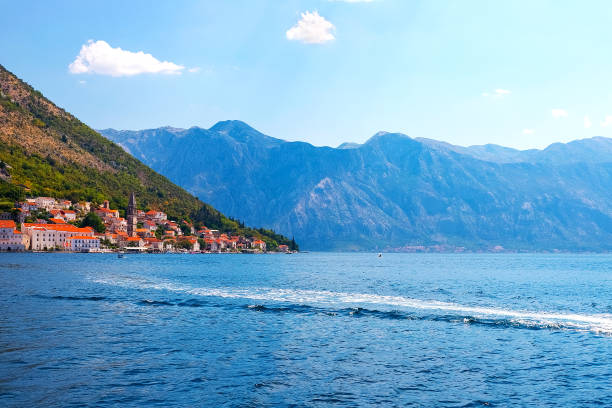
155, 225, 164, 240
79, 212, 105, 233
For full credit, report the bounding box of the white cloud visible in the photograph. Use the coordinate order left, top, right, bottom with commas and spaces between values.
522, 129, 534, 134
584, 116, 592, 129
495, 89, 511, 95
78, 80, 86, 85
187, 67, 201, 73
286, 11, 335, 44
69, 40, 184, 77
482, 89, 511, 98
601, 115, 612, 127
551, 109, 568, 119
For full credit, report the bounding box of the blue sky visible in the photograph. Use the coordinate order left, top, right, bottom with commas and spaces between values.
3, 0, 612, 149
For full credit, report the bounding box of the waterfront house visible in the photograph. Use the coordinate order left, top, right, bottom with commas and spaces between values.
122, 236, 144, 248
0, 220, 27, 251
22, 223, 95, 250
204, 238, 218, 251
65, 236, 100, 252
144, 237, 164, 251
179, 236, 200, 251
252, 239, 266, 251
163, 238, 176, 251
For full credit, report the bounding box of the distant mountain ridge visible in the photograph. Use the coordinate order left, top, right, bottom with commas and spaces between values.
100, 121, 612, 251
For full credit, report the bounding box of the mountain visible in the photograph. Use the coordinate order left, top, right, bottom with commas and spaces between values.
100, 122, 612, 251
0, 65, 293, 248
418, 136, 612, 164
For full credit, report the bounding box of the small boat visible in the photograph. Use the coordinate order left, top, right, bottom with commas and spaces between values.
117, 252, 125, 258
378, 253, 382, 258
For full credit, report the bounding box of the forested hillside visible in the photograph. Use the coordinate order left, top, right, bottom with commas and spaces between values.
0, 64, 293, 249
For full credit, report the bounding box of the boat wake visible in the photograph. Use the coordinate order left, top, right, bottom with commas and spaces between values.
92, 275, 612, 335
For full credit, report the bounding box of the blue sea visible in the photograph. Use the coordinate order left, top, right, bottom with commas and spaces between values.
1, 253, 611, 407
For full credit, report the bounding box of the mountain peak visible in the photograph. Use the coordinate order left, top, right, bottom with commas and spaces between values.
364, 131, 413, 146
209, 120, 257, 134
208, 120, 284, 146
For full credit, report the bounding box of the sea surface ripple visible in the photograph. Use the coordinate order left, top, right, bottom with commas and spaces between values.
1, 252, 611, 407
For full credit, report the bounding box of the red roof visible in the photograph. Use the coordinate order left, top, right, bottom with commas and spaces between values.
23, 223, 93, 233
49, 218, 66, 224
96, 208, 115, 213
67, 236, 99, 240
0, 220, 16, 228
126, 237, 141, 242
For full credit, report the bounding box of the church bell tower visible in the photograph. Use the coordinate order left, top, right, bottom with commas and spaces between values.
127, 191, 137, 237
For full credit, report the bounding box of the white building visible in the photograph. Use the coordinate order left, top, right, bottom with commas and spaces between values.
22, 223, 95, 250
34, 197, 56, 211
74, 202, 91, 213
66, 236, 100, 252
61, 210, 77, 221
0, 220, 27, 251
145, 210, 167, 222
58, 200, 72, 210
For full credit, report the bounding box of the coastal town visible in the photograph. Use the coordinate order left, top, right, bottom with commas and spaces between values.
0, 192, 292, 253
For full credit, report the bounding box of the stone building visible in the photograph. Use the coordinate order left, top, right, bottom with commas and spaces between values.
127, 192, 137, 237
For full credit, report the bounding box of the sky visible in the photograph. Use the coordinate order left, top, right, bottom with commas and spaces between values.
3, 0, 612, 149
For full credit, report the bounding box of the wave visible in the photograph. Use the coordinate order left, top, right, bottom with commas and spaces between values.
92, 276, 612, 335
34, 294, 108, 302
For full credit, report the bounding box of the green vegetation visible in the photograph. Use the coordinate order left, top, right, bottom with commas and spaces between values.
24, 208, 51, 223
155, 225, 164, 240
179, 221, 191, 235
0, 64, 296, 248
0, 180, 25, 202
79, 212, 106, 233
175, 240, 193, 250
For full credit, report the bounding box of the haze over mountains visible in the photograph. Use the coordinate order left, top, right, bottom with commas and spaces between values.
101, 122, 612, 251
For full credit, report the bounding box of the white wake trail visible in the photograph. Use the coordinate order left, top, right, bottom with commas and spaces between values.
93, 275, 612, 335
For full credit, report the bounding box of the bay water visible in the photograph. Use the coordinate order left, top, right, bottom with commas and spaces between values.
1, 253, 611, 406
